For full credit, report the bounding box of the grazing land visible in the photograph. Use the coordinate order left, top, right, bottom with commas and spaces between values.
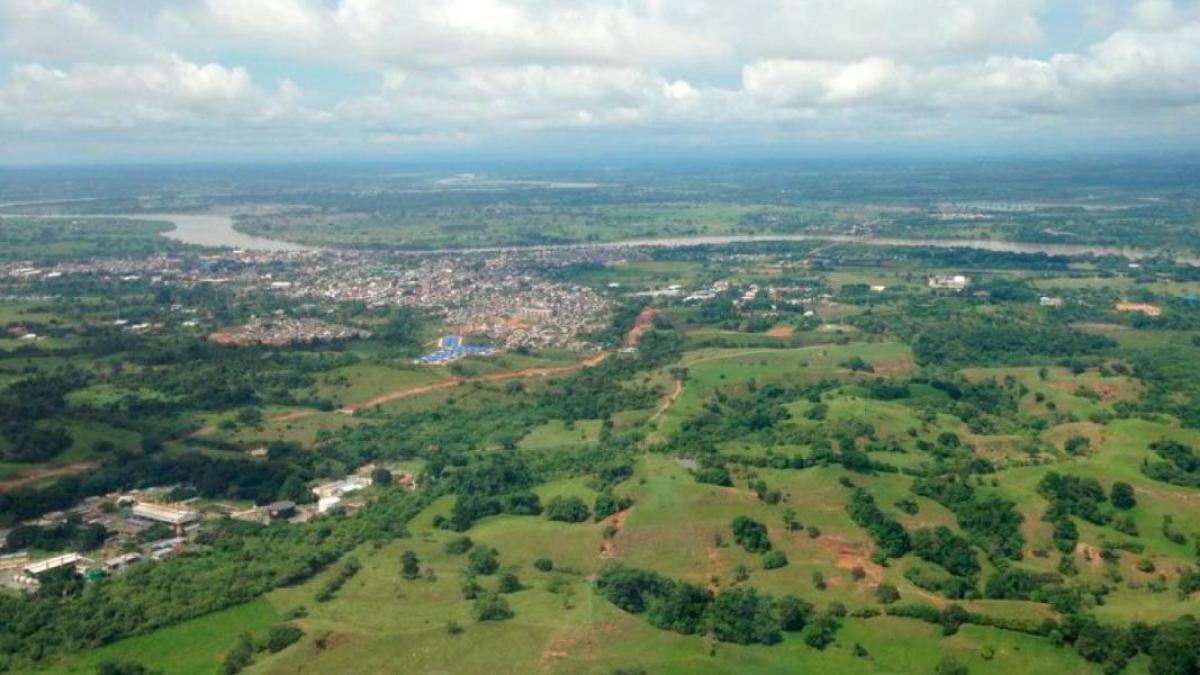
3, 162, 1200, 675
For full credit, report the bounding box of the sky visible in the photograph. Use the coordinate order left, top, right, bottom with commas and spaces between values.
1, 0, 1199, 163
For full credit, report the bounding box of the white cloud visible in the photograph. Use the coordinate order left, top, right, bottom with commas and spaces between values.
1, 0, 1200, 156
0, 56, 308, 130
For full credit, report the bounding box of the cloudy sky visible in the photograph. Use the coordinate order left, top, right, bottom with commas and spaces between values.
1, 0, 1198, 162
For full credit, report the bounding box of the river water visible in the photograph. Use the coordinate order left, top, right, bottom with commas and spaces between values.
4, 211, 1194, 264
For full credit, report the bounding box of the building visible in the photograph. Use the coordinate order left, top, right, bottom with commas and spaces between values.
317, 496, 343, 514
928, 274, 969, 291
18, 553, 87, 585
312, 476, 372, 500
131, 502, 200, 526
267, 501, 297, 519
104, 553, 142, 572
1039, 296, 1064, 308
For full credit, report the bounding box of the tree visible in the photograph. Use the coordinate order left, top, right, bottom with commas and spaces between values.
706, 588, 782, 645
401, 550, 421, 580
876, 582, 900, 604
801, 614, 839, 649
731, 516, 771, 553
498, 571, 522, 593
1111, 482, 1136, 510
221, 634, 255, 675
1052, 518, 1079, 554
467, 546, 500, 575
372, 467, 393, 486
777, 595, 813, 631
473, 592, 514, 621
545, 495, 591, 522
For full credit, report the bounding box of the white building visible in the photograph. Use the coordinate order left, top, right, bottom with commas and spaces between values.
312, 476, 372, 500
18, 553, 87, 585
928, 274, 969, 291
132, 503, 200, 526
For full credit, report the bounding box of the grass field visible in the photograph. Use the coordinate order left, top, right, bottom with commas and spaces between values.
31, 456, 1115, 675
40, 599, 280, 674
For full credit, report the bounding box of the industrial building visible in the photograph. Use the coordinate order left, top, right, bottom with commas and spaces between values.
312, 476, 372, 500
131, 502, 200, 526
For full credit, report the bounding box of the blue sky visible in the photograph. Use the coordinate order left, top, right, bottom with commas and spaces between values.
1, 0, 1198, 163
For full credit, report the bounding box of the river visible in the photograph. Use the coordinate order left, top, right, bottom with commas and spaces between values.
143, 214, 1200, 264
4, 211, 1194, 263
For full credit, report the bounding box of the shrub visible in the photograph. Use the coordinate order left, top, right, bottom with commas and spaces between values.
876, 582, 900, 604
762, 550, 788, 570
498, 571, 522, 593
533, 557, 554, 572
443, 536, 474, 555
473, 592, 514, 621
265, 624, 303, 653
467, 546, 500, 575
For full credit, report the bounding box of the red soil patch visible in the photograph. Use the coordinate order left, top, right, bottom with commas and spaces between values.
625, 307, 661, 347
1076, 543, 1104, 570
764, 325, 794, 337
540, 620, 621, 667
805, 533, 885, 585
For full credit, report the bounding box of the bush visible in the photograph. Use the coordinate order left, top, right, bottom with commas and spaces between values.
801, 614, 839, 649
265, 624, 303, 653
467, 546, 500, 575
498, 571, 522, 593
443, 536, 474, 555
762, 550, 788, 570
935, 656, 968, 675
401, 550, 421, 580
594, 492, 633, 521
876, 582, 900, 604
533, 557, 554, 572
473, 592, 514, 621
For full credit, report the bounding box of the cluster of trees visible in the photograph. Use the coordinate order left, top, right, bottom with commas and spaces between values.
1, 519, 108, 553
845, 489, 910, 558
911, 476, 1024, 561
911, 313, 1114, 368
544, 495, 590, 523
731, 516, 772, 553
1038, 472, 1115, 525
0, 448, 333, 526
1143, 440, 1200, 488
911, 526, 980, 580
0, 371, 84, 462
596, 565, 822, 646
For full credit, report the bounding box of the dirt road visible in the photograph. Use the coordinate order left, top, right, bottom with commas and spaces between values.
334, 352, 609, 414
0, 461, 98, 493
